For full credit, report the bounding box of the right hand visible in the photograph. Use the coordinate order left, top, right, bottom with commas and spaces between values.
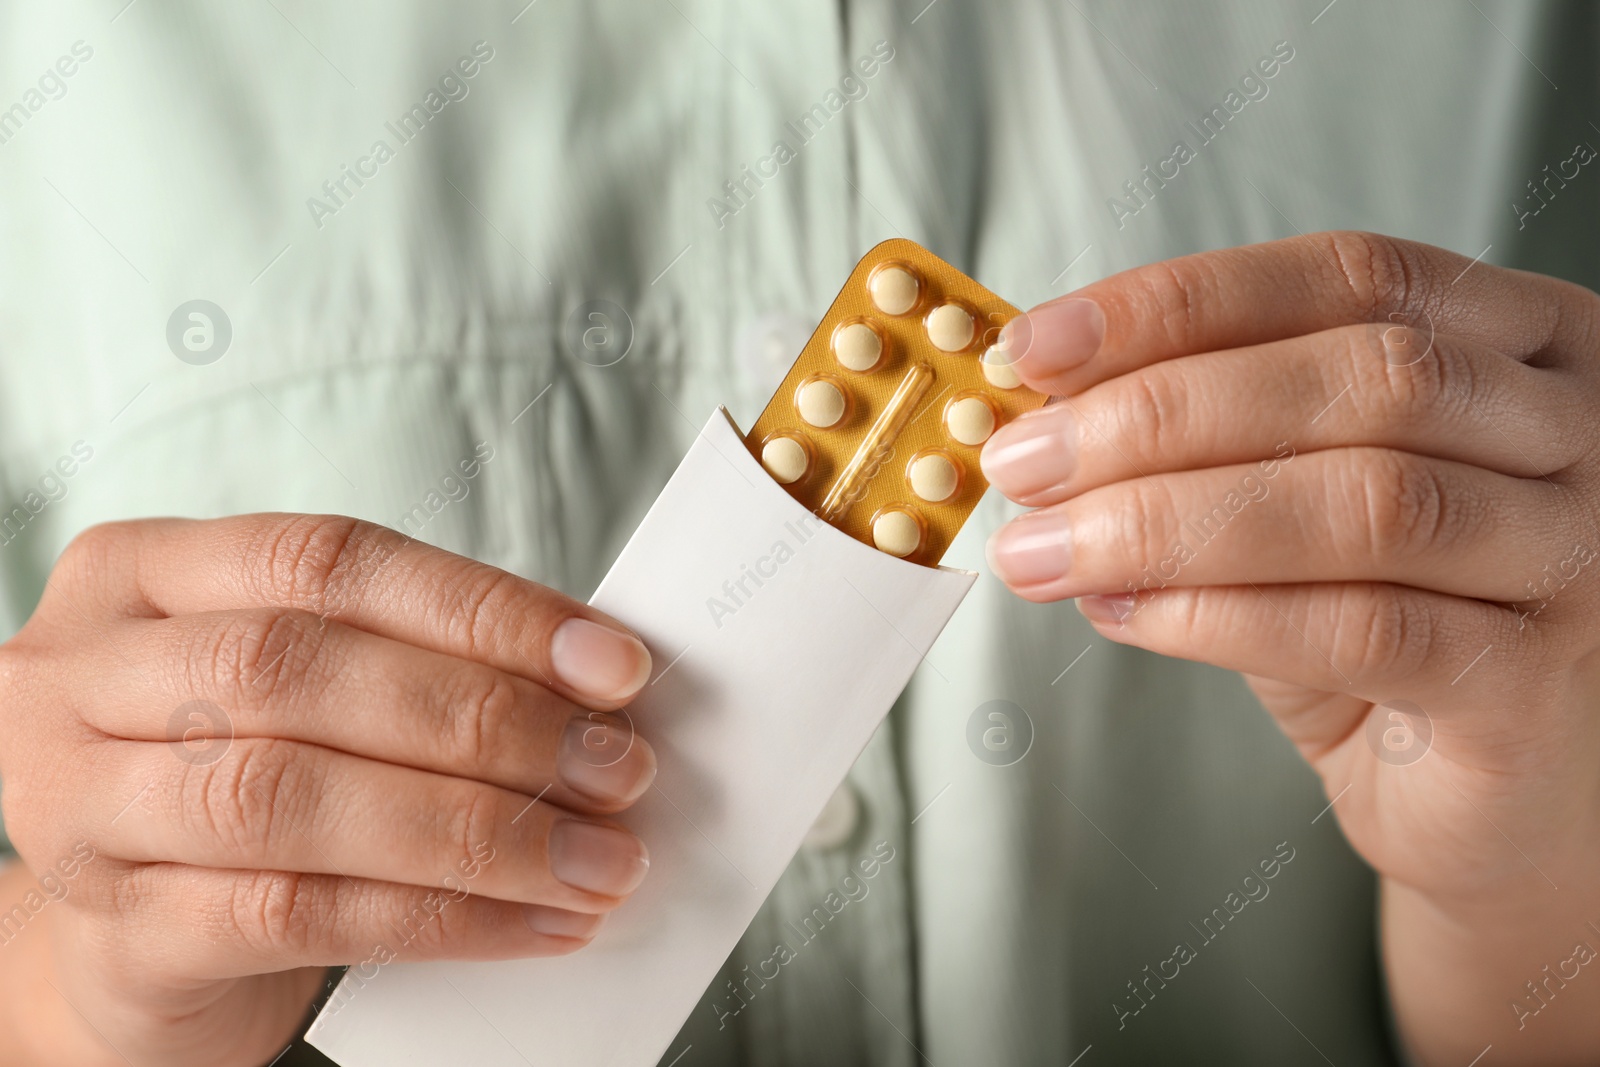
0, 514, 657, 1067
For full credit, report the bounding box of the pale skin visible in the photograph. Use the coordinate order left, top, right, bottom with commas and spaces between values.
981, 231, 1600, 1065
0, 516, 659, 1066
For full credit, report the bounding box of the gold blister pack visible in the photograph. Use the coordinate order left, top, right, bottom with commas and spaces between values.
744, 238, 1048, 566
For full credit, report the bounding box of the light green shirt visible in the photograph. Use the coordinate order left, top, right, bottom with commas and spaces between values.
1, 1, 1593, 1063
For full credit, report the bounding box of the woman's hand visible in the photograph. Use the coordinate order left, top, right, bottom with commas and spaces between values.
0, 514, 657, 1067
981, 232, 1600, 1065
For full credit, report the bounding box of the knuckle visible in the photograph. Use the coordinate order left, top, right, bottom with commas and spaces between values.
1377, 322, 1433, 376
59, 520, 133, 565
384, 888, 460, 957
1336, 585, 1436, 679
1140, 258, 1206, 351
0, 779, 80, 868
184, 738, 304, 853
1349, 451, 1459, 564
189, 608, 331, 718
71, 856, 134, 918
227, 869, 337, 957
1354, 326, 1456, 417
247, 514, 390, 614
438, 665, 519, 773
1168, 585, 1212, 634
440, 785, 501, 875
1115, 479, 1180, 574
54, 520, 135, 588
437, 566, 524, 662
1113, 370, 1190, 469
1319, 230, 1422, 318
51, 863, 151, 984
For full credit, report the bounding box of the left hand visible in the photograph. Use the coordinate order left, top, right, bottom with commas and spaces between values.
980, 231, 1600, 1056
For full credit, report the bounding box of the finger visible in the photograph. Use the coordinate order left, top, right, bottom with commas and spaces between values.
52, 514, 652, 710
78, 861, 606, 980
94, 739, 650, 912
1002, 231, 1600, 395
985, 449, 1566, 603
981, 326, 1589, 508
1072, 581, 1529, 709
82, 609, 655, 815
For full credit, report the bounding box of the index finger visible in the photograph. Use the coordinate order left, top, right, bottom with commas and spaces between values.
52, 513, 652, 710
1004, 230, 1600, 395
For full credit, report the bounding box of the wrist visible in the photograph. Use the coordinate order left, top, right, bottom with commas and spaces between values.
1383, 867, 1600, 1066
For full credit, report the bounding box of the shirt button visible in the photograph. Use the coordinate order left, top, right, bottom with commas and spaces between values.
802, 781, 860, 851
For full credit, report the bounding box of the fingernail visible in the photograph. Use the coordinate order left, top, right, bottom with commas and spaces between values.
1009, 298, 1103, 379
523, 905, 606, 940
980, 405, 1077, 501
550, 618, 652, 703
1078, 594, 1138, 625
549, 820, 650, 897
986, 510, 1072, 588
558, 713, 657, 806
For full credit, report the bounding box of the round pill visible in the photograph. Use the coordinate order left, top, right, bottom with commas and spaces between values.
869, 266, 920, 315
981, 345, 1023, 389
909, 454, 960, 502
833, 322, 882, 372
926, 303, 975, 352
872, 510, 922, 557
946, 397, 996, 446
760, 436, 809, 484
797, 379, 847, 428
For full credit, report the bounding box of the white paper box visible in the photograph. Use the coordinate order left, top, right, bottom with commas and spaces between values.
307, 408, 974, 1067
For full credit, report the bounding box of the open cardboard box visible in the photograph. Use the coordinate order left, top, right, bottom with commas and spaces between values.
307, 408, 975, 1066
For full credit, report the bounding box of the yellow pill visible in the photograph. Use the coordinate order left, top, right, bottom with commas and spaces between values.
945, 397, 996, 446
869, 266, 920, 315
926, 303, 975, 352
797, 379, 847, 428
980, 344, 1022, 389
760, 436, 809, 484
909, 454, 959, 502
872, 509, 922, 557
834, 322, 883, 371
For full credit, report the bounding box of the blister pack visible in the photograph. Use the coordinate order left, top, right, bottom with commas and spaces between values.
746, 238, 1046, 564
